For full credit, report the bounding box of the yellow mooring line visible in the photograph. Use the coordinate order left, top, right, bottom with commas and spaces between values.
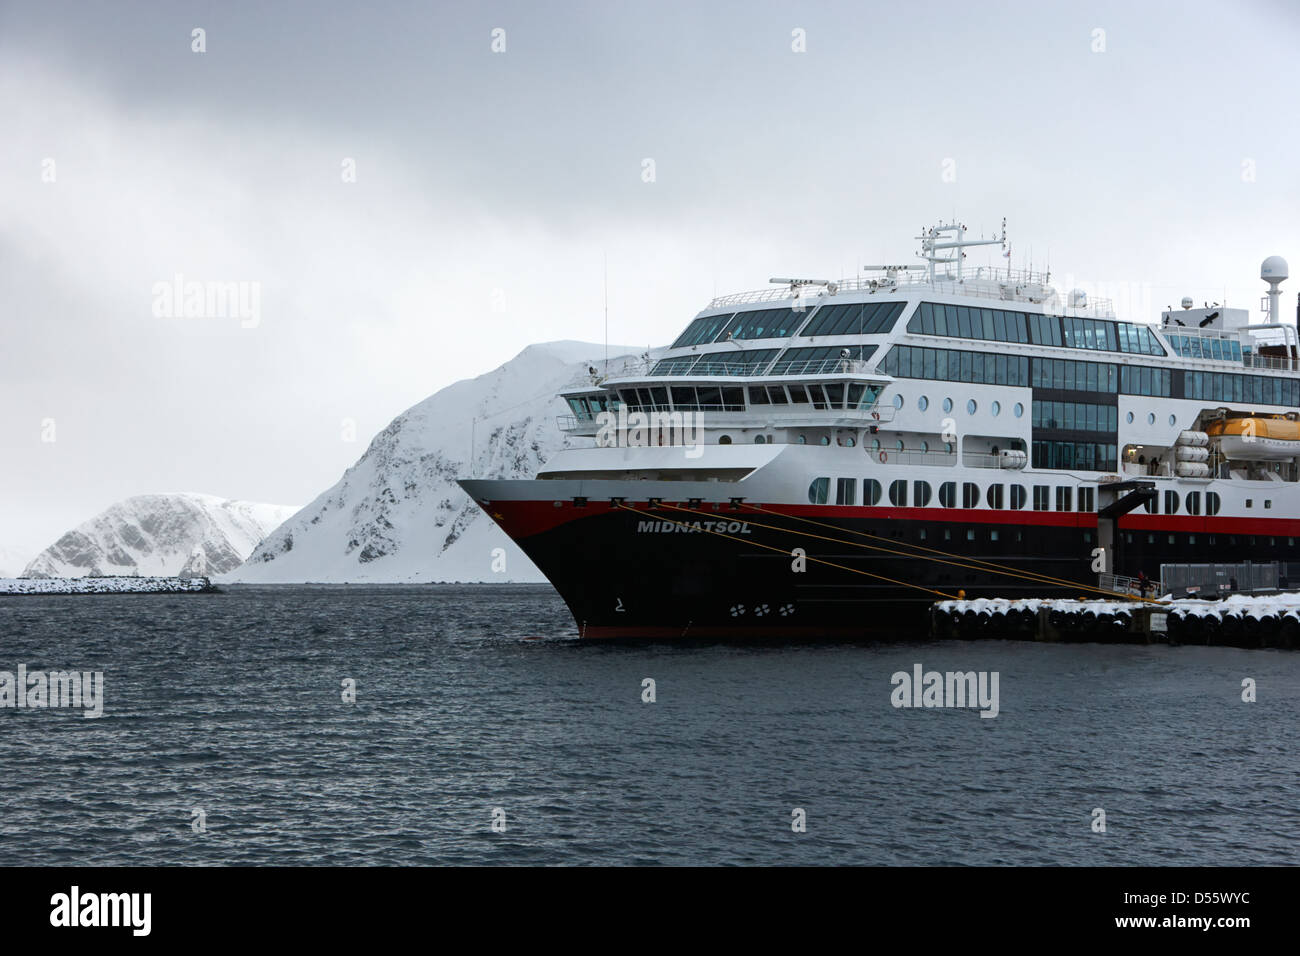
635, 500, 1164, 606
615, 503, 959, 600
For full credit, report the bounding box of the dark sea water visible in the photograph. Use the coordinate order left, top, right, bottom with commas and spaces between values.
0, 584, 1296, 866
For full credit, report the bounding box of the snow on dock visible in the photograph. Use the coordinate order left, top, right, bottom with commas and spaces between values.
931, 593, 1300, 648
0, 577, 219, 595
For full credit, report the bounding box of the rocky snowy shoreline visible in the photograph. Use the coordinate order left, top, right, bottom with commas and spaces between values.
0, 577, 220, 595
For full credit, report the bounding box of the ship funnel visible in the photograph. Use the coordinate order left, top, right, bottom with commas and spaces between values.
1261, 255, 1288, 325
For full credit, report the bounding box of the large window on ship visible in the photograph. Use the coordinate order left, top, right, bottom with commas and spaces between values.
908, 304, 1165, 356
656, 348, 780, 377
798, 301, 905, 337
718, 307, 809, 341
671, 311, 734, 348
770, 344, 877, 375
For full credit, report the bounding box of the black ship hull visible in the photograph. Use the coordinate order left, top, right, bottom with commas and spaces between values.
465, 492, 1290, 639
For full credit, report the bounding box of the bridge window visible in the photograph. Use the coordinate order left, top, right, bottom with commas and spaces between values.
720, 307, 808, 341
670, 311, 734, 348
770, 344, 877, 375
651, 355, 701, 375
801, 301, 905, 337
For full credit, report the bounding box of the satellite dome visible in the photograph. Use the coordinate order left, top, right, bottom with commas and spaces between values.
1180, 296, 1193, 309
1261, 255, 1288, 282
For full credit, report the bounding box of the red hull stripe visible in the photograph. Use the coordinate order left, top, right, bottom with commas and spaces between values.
475, 497, 1300, 539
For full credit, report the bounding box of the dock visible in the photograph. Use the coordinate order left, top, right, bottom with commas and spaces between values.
930, 593, 1300, 648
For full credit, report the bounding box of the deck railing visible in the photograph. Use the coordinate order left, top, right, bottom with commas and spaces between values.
639, 357, 877, 378
708, 270, 1115, 318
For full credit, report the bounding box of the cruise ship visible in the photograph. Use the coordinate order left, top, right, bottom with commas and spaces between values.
459, 222, 1297, 638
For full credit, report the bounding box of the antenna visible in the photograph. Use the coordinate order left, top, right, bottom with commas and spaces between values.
770, 277, 838, 294
915, 219, 1002, 283
602, 252, 609, 375
1261, 255, 1289, 325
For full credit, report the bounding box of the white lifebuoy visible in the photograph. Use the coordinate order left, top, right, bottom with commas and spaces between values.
879, 451, 888, 463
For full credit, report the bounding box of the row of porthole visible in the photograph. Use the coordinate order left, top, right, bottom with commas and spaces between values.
896, 395, 1024, 418
1127, 411, 1178, 426
895, 394, 1180, 428
723, 434, 854, 446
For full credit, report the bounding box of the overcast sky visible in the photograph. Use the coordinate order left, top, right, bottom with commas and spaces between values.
2, 0, 1298, 559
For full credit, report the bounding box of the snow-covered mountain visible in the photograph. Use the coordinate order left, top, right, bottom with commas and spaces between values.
24, 493, 299, 578
228, 341, 650, 583
0, 546, 31, 579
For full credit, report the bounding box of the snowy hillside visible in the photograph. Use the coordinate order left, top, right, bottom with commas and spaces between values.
228, 341, 650, 583
0, 547, 31, 579
24, 494, 299, 578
